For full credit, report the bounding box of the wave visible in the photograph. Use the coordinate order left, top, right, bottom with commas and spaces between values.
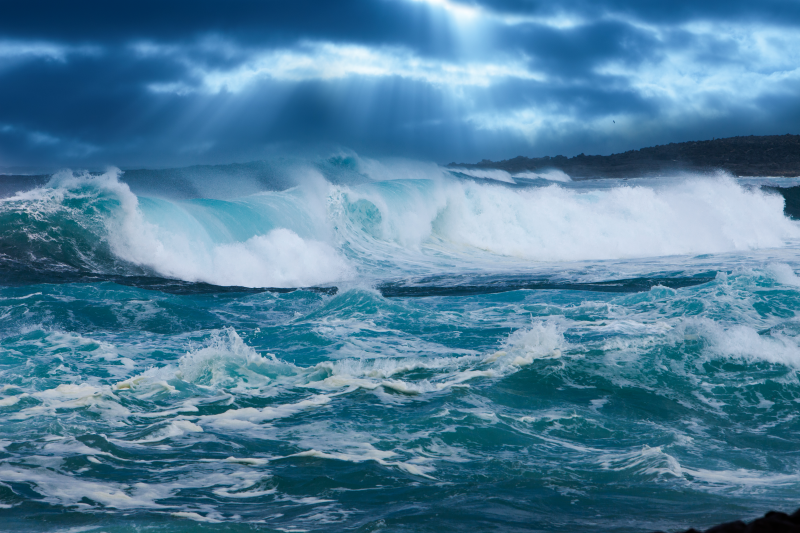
0, 163, 796, 288
5, 263, 800, 518
347, 176, 797, 261
0, 169, 353, 288
447, 167, 572, 183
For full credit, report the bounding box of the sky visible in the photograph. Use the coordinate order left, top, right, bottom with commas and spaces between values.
1, 0, 800, 170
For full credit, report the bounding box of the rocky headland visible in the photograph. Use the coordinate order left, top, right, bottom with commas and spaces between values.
450, 134, 800, 178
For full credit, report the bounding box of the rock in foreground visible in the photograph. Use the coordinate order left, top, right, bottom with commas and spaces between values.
658, 509, 800, 533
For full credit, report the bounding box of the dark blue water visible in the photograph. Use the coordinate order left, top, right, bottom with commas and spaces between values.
2, 160, 800, 532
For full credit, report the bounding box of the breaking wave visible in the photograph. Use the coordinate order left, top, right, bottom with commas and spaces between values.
0, 163, 797, 287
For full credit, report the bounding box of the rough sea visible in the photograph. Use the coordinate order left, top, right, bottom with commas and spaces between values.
2, 155, 800, 532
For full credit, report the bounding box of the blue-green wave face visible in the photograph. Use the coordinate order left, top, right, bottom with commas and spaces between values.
2, 161, 800, 532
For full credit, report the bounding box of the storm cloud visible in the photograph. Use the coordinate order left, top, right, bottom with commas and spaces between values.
1, 0, 799, 168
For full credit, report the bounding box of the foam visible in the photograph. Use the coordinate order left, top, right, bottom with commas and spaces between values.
7, 329, 134, 379
693, 317, 800, 368
95, 321, 569, 450
330, 174, 800, 270
111, 327, 295, 397
302, 351, 497, 395
599, 446, 800, 488
448, 168, 516, 184
429, 177, 799, 261
133, 420, 204, 443
0, 467, 170, 509
16, 383, 130, 420
223, 456, 270, 466
598, 445, 683, 479
7, 264, 800, 523
0, 394, 23, 407
497, 321, 565, 366
147, 323, 565, 402
767, 263, 800, 286
513, 169, 572, 182
104, 179, 354, 286
199, 395, 330, 427
291, 443, 435, 478
293, 320, 566, 397
176, 327, 282, 388
682, 467, 800, 487
171, 512, 222, 523
35, 383, 104, 399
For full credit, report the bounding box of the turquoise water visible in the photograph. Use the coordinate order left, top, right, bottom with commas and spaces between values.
2, 162, 800, 532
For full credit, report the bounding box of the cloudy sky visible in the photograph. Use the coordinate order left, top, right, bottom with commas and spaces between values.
1, 0, 799, 169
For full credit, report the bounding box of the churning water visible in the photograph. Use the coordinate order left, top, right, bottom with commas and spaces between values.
2, 156, 800, 532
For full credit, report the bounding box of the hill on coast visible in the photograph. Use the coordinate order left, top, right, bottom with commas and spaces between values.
450, 134, 800, 178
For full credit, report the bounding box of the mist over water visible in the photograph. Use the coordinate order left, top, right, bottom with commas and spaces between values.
2, 154, 800, 532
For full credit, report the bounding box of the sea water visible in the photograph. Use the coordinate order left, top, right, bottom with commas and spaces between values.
1, 157, 800, 532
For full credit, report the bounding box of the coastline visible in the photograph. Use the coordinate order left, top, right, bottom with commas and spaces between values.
450, 134, 800, 179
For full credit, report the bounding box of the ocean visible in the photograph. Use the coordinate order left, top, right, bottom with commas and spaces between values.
1, 156, 800, 532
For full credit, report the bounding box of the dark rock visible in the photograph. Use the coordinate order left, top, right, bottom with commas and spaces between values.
654, 509, 800, 533
451, 134, 800, 178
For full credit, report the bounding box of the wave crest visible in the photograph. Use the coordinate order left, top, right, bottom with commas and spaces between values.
0, 165, 797, 287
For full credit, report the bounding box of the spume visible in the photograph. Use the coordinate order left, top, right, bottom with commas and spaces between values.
334, 175, 799, 262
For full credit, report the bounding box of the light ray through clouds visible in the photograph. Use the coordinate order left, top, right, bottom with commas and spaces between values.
407, 0, 585, 28
407, 0, 481, 21
0, 0, 798, 167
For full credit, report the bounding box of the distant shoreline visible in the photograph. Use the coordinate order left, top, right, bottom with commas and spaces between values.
449, 134, 800, 178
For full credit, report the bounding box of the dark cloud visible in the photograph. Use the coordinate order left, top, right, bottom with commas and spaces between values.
0, 0, 798, 169
0, 1, 454, 56
478, 0, 800, 26
499, 19, 660, 78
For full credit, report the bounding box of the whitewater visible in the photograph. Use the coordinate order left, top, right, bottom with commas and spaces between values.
2, 154, 800, 532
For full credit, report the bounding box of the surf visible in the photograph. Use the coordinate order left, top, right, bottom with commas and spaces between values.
0, 159, 797, 290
